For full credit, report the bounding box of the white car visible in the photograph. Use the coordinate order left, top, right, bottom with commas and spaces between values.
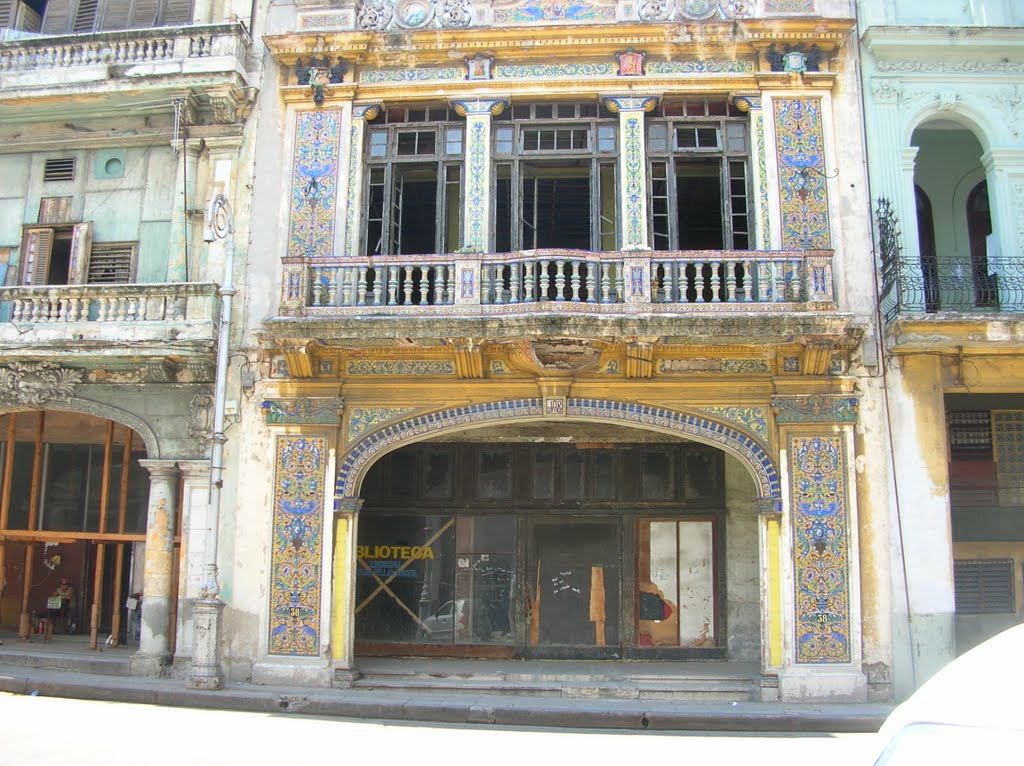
872, 623, 1024, 764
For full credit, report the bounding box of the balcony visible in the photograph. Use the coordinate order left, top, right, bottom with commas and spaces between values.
0, 282, 221, 361
0, 22, 252, 123
269, 248, 851, 349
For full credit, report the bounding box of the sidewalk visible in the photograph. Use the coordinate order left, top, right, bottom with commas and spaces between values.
0, 659, 893, 733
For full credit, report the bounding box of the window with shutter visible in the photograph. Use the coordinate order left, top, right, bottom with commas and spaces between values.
954, 559, 1015, 614
72, 0, 98, 31
130, 0, 158, 26
38, 197, 74, 225
0, 0, 15, 27
157, 0, 191, 25
20, 228, 55, 285
40, 0, 73, 33
86, 242, 136, 284
97, 0, 131, 29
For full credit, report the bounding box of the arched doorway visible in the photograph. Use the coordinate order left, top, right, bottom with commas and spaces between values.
0, 410, 155, 648
345, 410, 771, 662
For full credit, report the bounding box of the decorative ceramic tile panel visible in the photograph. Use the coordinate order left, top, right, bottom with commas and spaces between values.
621, 113, 647, 250
755, 112, 771, 249
697, 406, 769, 441
783, 357, 800, 373
287, 110, 343, 260
774, 98, 830, 250
493, 0, 615, 23
465, 115, 490, 252
348, 407, 418, 441
790, 434, 851, 664
346, 360, 455, 375
359, 67, 463, 83
994, 411, 1024, 506
774, 396, 858, 423
268, 435, 327, 656
722, 359, 770, 374
263, 398, 344, 426
647, 60, 754, 74
493, 63, 617, 78
764, 0, 815, 12
336, 398, 781, 500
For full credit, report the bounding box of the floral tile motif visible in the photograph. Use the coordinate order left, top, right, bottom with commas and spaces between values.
494, 63, 616, 78
348, 407, 418, 442
346, 360, 455, 375
764, 0, 815, 12
493, 0, 615, 23
337, 398, 781, 501
287, 110, 342, 260
647, 60, 754, 74
359, 67, 463, 83
774, 396, 858, 424
263, 398, 344, 426
622, 114, 646, 249
790, 434, 850, 664
774, 98, 830, 250
465, 116, 489, 252
269, 436, 326, 656
697, 406, 769, 441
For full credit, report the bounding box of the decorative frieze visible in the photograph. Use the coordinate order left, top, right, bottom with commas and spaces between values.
348, 407, 418, 441
773, 395, 858, 424
346, 360, 456, 375
263, 398, 345, 426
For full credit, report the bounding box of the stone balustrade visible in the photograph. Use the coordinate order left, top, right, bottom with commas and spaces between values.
0, 23, 248, 73
293, 249, 835, 313
0, 282, 221, 346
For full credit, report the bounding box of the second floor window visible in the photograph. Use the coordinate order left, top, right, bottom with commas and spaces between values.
647, 98, 751, 251
363, 106, 464, 257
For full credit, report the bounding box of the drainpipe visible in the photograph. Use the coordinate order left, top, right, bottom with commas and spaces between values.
187, 193, 235, 690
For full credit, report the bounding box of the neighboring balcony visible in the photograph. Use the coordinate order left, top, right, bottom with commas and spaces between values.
0, 282, 221, 362
272, 248, 847, 348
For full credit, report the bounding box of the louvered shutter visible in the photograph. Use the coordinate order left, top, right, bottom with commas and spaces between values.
40, 0, 73, 34
72, 0, 99, 31
157, 0, 191, 26
87, 243, 136, 283
0, 0, 15, 28
21, 228, 54, 286
954, 559, 1015, 614
67, 222, 92, 285
129, 0, 158, 26
98, 0, 131, 29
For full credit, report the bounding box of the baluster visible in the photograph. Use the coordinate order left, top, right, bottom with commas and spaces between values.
387, 265, 399, 305
443, 265, 454, 304
540, 259, 551, 301
601, 263, 611, 303
614, 263, 624, 302
725, 261, 738, 303
694, 261, 706, 303
509, 263, 521, 304
356, 266, 368, 306
658, 262, 670, 302
311, 269, 324, 307
570, 260, 581, 302
712, 259, 724, 303
418, 265, 430, 304
553, 259, 565, 301
482, 263, 494, 305
790, 259, 803, 303
775, 260, 786, 303
524, 261, 536, 303
585, 260, 597, 303
402, 267, 414, 305
48, 294, 60, 321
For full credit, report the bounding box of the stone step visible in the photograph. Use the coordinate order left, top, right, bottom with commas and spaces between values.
0, 646, 132, 677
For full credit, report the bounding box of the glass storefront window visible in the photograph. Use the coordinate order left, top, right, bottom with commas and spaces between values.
636, 518, 717, 648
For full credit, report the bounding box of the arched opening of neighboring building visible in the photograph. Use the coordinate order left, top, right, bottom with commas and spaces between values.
911, 121, 996, 310
0, 410, 159, 649
351, 421, 763, 662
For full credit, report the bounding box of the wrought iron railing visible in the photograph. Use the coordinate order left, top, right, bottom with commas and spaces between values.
877, 197, 1023, 320
284, 249, 836, 314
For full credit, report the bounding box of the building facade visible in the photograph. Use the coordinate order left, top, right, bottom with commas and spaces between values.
860, 0, 1024, 698
237, 0, 889, 703
0, 0, 257, 682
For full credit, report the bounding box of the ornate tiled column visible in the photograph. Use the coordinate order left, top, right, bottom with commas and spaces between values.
131, 459, 179, 677
734, 95, 772, 250
251, 397, 342, 687
451, 98, 507, 255
602, 95, 659, 251
341, 104, 383, 259
174, 459, 212, 660
772, 395, 866, 702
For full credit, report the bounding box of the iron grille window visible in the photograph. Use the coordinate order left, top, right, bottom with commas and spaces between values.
954, 559, 1015, 613
647, 97, 751, 251
43, 158, 76, 183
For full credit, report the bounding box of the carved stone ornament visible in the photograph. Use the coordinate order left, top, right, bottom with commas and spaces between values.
0, 361, 82, 407
357, 0, 392, 30
438, 0, 471, 27
637, 0, 672, 21
357, 0, 470, 29
189, 393, 215, 440
679, 0, 718, 19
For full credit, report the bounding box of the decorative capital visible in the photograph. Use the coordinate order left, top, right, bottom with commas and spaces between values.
334, 496, 364, 513
602, 95, 659, 113
732, 94, 762, 112
451, 98, 508, 117
352, 103, 382, 120
0, 361, 82, 408
754, 497, 782, 516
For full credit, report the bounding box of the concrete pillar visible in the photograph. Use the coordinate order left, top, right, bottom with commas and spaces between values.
174, 459, 212, 659
603, 96, 659, 251
168, 140, 204, 282
451, 98, 508, 254
331, 498, 361, 686
131, 459, 179, 677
